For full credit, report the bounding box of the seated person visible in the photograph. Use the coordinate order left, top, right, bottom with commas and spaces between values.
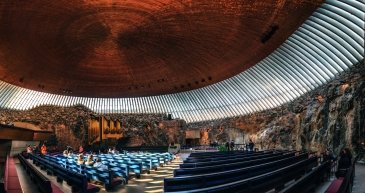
67, 150, 74, 157
79, 145, 84, 154
26, 145, 33, 153
93, 157, 108, 170
85, 154, 95, 166
63, 150, 69, 157
77, 154, 85, 165
108, 148, 113, 154
41, 144, 47, 156
111, 147, 118, 154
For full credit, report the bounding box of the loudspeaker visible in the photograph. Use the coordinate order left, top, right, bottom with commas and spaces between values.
167, 114, 172, 120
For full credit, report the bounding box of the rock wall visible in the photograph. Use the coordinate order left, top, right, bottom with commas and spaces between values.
0, 105, 186, 149
188, 63, 365, 156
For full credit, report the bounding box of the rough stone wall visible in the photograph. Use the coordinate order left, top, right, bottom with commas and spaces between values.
0, 105, 185, 148
188, 63, 365, 156
0, 105, 92, 149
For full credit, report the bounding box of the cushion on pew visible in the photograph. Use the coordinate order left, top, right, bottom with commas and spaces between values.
325, 178, 344, 193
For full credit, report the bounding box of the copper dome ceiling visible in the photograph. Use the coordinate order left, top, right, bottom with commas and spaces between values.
0, 0, 323, 97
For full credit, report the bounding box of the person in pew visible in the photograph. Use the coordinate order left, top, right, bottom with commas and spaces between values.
336, 148, 352, 178
230, 140, 235, 151
322, 148, 336, 163
63, 149, 69, 157
77, 154, 85, 165
85, 154, 95, 166
79, 145, 84, 154
112, 147, 118, 154
41, 143, 47, 156
225, 141, 230, 151
93, 157, 108, 170
248, 139, 255, 152
67, 145, 73, 152
26, 145, 33, 153
33, 144, 39, 154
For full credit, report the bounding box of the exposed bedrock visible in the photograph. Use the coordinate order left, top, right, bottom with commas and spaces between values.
187, 63, 365, 156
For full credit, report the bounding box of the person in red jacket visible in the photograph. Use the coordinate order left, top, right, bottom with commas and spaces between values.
41, 143, 47, 156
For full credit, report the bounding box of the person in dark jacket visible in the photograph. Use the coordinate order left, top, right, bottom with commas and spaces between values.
225, 141, 230, 151
248, 139, 255, 152
336, 148, 352, 178
230, 140, 235, 151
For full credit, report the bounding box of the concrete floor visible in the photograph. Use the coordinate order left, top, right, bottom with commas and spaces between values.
352, 163, 365, 193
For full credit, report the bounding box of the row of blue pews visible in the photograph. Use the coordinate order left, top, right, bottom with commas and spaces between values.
164, 150, 322, 193
46, 152, 173, 179
30, 151, 173, 191
29, 153, 102, 192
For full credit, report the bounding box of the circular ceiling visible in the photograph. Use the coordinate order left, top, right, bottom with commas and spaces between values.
0, 0, 323, 97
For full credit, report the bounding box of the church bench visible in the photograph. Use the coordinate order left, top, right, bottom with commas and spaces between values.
165, 156, 317, 193
279, 161, 331, 193
114, 159, 143, 178
164, 153, 308, 192
175, 152, 297, 176
184, 151, 268, 162
181, 152, 285, 168
184, 152, 274, 164
29, 154, 101, 193
18, 153, 52, 193
188, 150, 252, 157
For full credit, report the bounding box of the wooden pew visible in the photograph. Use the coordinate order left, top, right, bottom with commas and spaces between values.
279, 161, 331, 193
184, 151, 276, 164
165, 157, 317, 193
181, 152, 284, 168
18, 153, 52, 193
164, 153, 307, 192
175, 152, 297, 177
184, 151, 269, 162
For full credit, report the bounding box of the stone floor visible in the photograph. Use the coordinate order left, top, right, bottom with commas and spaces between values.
352, 163, 365, 193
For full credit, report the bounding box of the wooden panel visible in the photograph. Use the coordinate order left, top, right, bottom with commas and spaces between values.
0, 128, 34, 141
185, 130, 200, 139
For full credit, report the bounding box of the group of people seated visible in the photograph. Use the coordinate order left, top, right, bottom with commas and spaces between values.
74, 153, 108, 170
26, 143, 47, 156
62, 145, 120, 171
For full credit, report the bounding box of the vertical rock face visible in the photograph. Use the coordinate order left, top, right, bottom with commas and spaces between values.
0, 105, 186, 149
188, 63, 365, 156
